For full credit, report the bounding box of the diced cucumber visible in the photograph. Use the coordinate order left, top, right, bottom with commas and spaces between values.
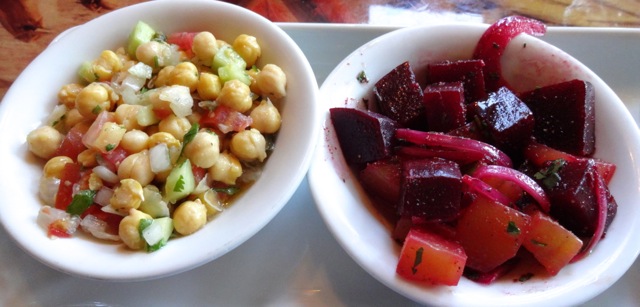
140, 217, 173, 252
218, 65, 251, 85
212, 45, 246, 71
127, 21, 156, 58
164, 159, 195, 204
139, 185, 170, 218
78, 61, 98, 83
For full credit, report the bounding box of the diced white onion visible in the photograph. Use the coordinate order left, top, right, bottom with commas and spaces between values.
128, 62, 153, 79
120, 86, 140, 105
36, 206, 81, 236
192, 174, 210, 195
93, 165, 120, 184
159, 85, 193, 117
149, 143, 171, 173
94, 187, 114, 207
121, 75, 147, 93
101, 205, 127, 216
202, 189, 224, 216
142, 220, 164, 246
38, 177, 60, 206
81, 214, 120, 241
46, 104, 68, 127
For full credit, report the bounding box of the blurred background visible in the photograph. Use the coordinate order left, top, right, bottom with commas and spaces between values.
1, 0, 639, 99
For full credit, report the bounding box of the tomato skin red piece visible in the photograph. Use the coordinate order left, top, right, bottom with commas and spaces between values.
100, 146, 129, 173
54, 122, 90, 160
200, 105, 253, 133
167, 32, 197, 56
472, 16, 546, 92
82, 204, 123, 235
54, 162, 83, 210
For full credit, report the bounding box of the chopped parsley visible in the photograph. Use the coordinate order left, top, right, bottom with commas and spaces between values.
534, 159, 566, 189
173, 174, 186, 192
151, 32, 167, 43
530, 239, 547, 247
517, 272, 534, 282
66, 190, 97, 216
411, 247, 424, 274
357, 71, 369, 84
212, 186, 240, 195
506, 221, 520, 235
180, 122, 199, 156
91, 105, 102, 114
105, 144, 115, 151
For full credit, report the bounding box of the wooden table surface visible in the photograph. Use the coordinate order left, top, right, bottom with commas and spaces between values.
1, 0, 639, 100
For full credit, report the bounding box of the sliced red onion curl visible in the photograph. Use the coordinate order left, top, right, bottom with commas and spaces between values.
571, 173, 608, 262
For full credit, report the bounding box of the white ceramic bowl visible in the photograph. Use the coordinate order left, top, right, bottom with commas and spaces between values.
309, 24, 640, 306
0, 0, 318, 281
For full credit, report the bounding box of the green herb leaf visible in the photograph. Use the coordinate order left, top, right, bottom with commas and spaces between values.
151, 32, 167, 43
105, 144, 115, 152
138, 218, 153, 233
180, 123, 200, 156
357, 71, 369, 84
534, 159, 567, 189
91, 105, 102, 115
518, 272, 534, 282
506, 221, 520, 235
153, 55, 159, 68
66, 190, 97, 216
212, 186, 240, 195
173, 174, 186, 192
531, 239, 547, 247
411, 247, 424, 274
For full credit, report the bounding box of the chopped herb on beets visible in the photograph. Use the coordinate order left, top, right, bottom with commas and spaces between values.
411, 247, 424, 274
507, 221, 521, 235
357, 70, 369, 83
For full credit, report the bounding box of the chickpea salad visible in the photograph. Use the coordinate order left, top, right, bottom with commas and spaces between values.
26, 21, 287, 252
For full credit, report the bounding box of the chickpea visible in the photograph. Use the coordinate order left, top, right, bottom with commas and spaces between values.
246, 67, 260, 94
119, 209, 152, 250
196, 72, 222, 100
110, 178, 144, 214
88, 172, 104, 191
232, 34, 261, 68
250, 99, 281, 134
91, 121, 126, 153
63, 108, 85, 132
27, 126, 63, 159
158, 114, 191, 142
255, 64, 286, 99
135, 41, 170, 68
230, 128, 267, 162
115, 104, 143, 131
148, 131, 181, 164
93, 50, 123, 81
173, 200, 207, 235
43, 156, 73, 178
184, 131, 220, 168
154, 66, 174, 88
167, 62, 199, 92
217, 79, 252, 113
208, 152, 242, 185
58, 83, 83, 109
121, 129, 149, 153
77, 149, 98, 168
192, 31, 218, 65
75, 83, 112, 120
118, 150, 154, 186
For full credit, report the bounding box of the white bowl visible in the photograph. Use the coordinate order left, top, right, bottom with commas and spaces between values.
309, 24, 640, 306
0, 0, 318, 281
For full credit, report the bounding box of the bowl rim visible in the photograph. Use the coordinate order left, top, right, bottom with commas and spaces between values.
0, 0, 319, 281
309, 22, 640, 306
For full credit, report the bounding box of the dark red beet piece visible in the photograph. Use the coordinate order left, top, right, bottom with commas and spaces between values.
422, 82, 467, 133
373, 61, 425, 129
537, 159, 617, 237
426, 60, 487, 104
399, 158, 462, 221
472, 16, 547, 92
520, 79, 596, 156
330, 108, 398, 165
473, 87, 535, 155
359, 159, 402, 205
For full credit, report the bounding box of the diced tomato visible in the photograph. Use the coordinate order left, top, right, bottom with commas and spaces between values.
54, 162, 83, 210
82, 204, 123, 235
200, 105, 253, 133
153, 107, 173, 119
167, 32, 197, 56
396, 228, 467, 286
456, 194, 531, 272
100, 146, 129, 173
472, 16, 547, 92
48, 221, 73, 238
192, 164, 207, 184
523, 211, 583, 275
54, 121, 91, 160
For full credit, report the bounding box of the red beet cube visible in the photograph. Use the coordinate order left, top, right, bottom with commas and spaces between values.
374, 61, 425, 129
473, 87, 535, 154
422, 82, 466, 133
426, 59, 487, 104
330, 108, 398, 165
520, 79, 596, 156
399, 158, 462, 221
